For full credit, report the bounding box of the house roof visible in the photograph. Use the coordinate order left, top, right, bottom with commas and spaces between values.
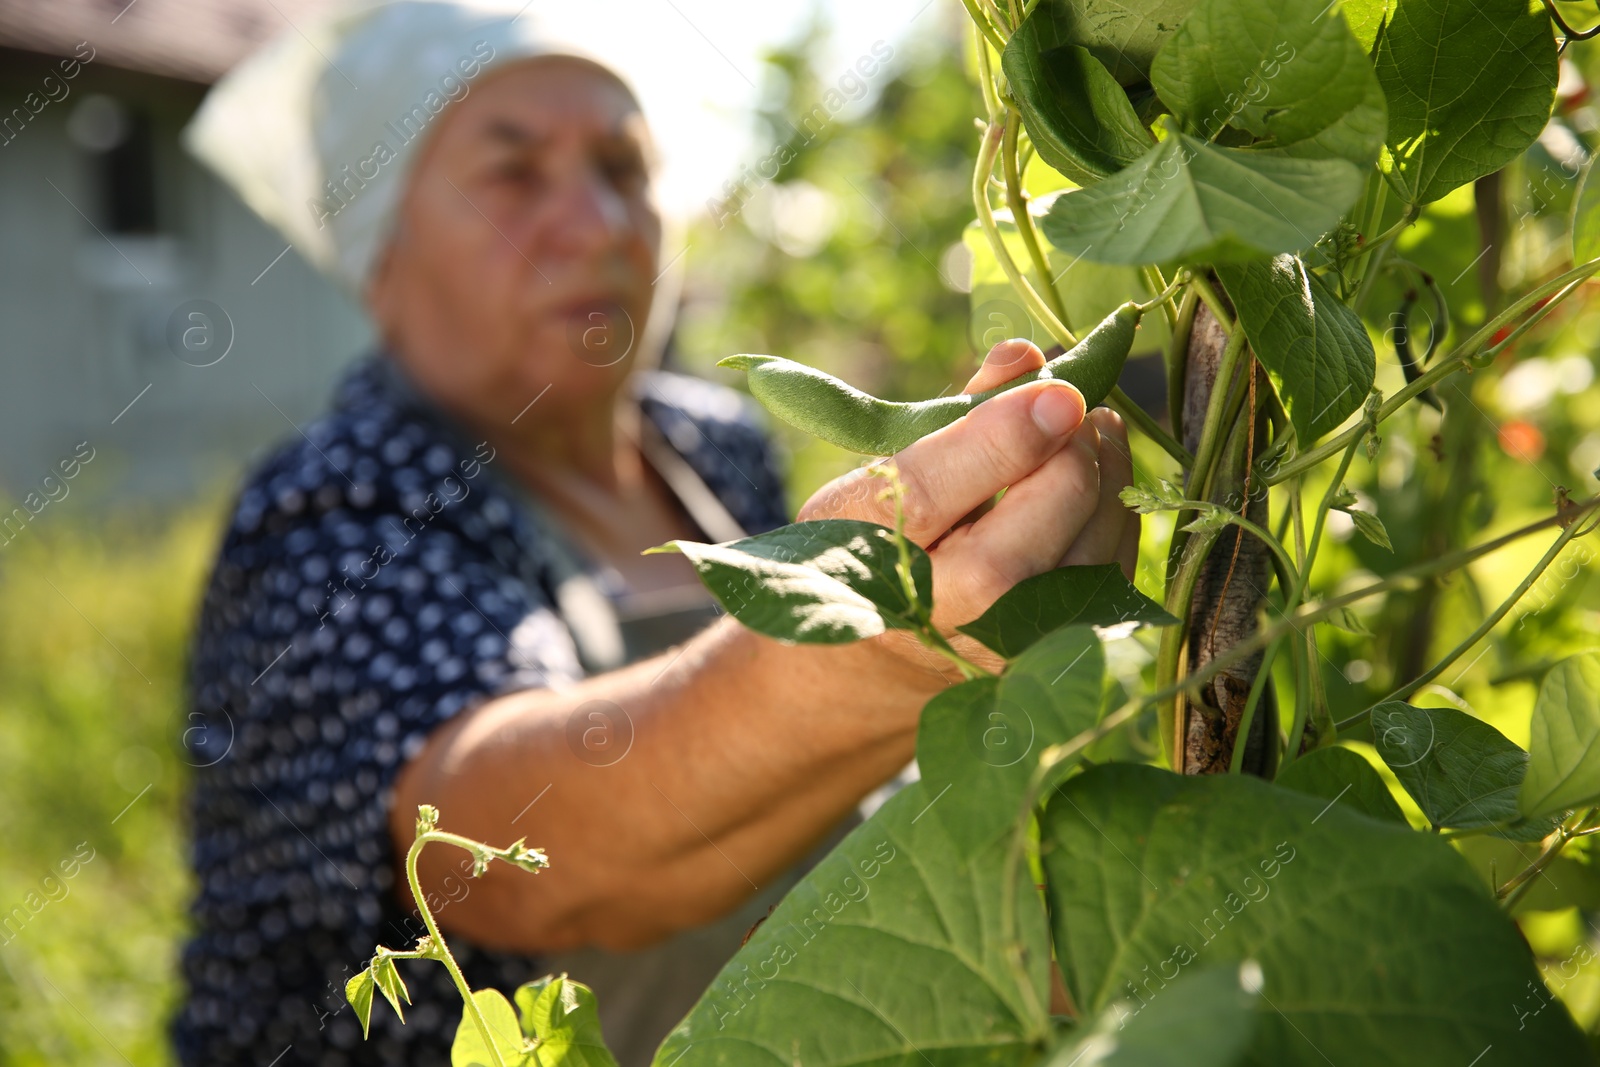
0, 0, 338, 84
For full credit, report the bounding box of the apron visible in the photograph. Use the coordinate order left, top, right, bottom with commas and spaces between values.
370, 357, 864, 1064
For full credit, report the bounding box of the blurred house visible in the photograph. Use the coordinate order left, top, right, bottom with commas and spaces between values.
0, 0, 371, 509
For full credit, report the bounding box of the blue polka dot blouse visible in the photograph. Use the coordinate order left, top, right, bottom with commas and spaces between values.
171, 353, 789, 1065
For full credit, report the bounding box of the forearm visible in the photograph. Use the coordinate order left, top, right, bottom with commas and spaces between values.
390, 615, 940, 952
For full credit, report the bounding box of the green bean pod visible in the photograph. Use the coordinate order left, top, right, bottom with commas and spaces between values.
719, 301, 1144, 456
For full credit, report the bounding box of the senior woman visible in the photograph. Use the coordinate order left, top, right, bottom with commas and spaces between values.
172, 2, 1139, 1064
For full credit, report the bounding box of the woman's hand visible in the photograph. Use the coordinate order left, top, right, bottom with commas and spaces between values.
796, 337, 1140, 680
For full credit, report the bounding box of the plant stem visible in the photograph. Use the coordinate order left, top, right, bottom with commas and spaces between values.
1002, 109, 1074, 337
406, 833, 510, 1067
1343, 514, 1594, 726
1185, 326, 1249, 501
961, 0, 1008, 53
1165, 289, 1199, 437
1106, 387, 1193, 466
1500, 809, 1600, 910
1156, 526, 1224, 768
1141, 265, 1179, 330
1188, 274, 1234, 336
973, 122, 1077, 352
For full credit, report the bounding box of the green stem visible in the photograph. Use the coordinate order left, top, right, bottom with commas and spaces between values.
1186, 325, 1249, 500
407, 833, 511, 1067
973, 122, 1077, 352
1265, 257, 1600, 485
1229, 632, 1285, 773
1156, 526, 1224, 768
1106, 387, 1193, 466
1141, 265, 1180, 331
961, 0, 1008, 53
1003, 109, 1074, 338
1342, 514, 1593, 727
1165, 289, 1199, 438
1500, 809, 1600, 910
1188, 274, 1235, 336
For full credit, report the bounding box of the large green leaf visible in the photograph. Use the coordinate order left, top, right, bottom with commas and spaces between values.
1373, 0, 1557, 204
654, 780, 1051, 1067
956, 563, 1177, 658
1004, 2, 1155, 184
1030, 0, 1200, 86
1039, 134, 1362, 265
1273, 744, 1406, 824
1521, 652, 1600, 820
650, 520, 930, 644
1150, 0, 1386, 164
1341, 0, 1393, 52
918, 627, 1105, 849
1370, 701, 1558, 839
1041, 764, 1589, 1064
1216, 255, 1375, 443
1043, 965, 1259, 1067
453, 988, 531, 1067
515, 977, 618, 1067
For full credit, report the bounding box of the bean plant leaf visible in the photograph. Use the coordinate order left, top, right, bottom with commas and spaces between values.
957, 563, 1178, 658
918, 627, 1105, 850
452, 988, 529, 1067
1274, 744, 1407, 824
1340, 0, 1393, 52
514, 977, 618, 1067
372, 954, 410, 1025
1004, 2, 1156, 184
1370, 701, 1558, 839
1574, 157, 1600, 273
1217, 255, 1375, 444
1041, 764, 1590, 1063
1030, 0, 1200, 86
1343, 507, 1392, 550
649, 520, 930, 644
1040, 134, 1362, 265
1150, 0, 1386, 164
346, 968, 376, 1040
1521, 652, 1600, 820
1373, 0, 1557, 204
654, 780, 1051, 1067
1042, 964, 1260, 1067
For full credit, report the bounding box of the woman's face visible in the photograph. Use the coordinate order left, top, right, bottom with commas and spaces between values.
367, 56, 661, 424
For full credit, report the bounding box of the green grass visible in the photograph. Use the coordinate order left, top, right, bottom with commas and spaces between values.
0, 499, 226, 1066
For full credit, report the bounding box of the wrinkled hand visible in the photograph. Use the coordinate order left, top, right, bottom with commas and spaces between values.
796, 337, 1140, 680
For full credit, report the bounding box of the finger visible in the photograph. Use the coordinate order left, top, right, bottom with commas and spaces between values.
929, 422, 1102, 625
1060, 408, 1135, 569
963, 338, 1045, 394
797, 380, 1087, 546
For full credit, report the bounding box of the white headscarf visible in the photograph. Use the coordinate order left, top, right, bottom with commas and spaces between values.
183, 0, 633, 299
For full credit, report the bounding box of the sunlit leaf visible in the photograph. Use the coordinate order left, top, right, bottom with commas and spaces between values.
650, 520, 930, 644
1373, 0, 1557, 204
1521, 652, 1600, 820
1151, 0, 1386, 164
514, 976, 617, 1067
452, 988, 529, 1067
1040, 135, 1362, 265
346, 968, 376, 1040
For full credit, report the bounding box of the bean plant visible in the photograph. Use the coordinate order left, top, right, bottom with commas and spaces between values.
352, 0, 1600, 1061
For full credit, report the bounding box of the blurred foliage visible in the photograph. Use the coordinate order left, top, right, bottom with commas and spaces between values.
673, 14, 985, 510
0, 497, 223, 1066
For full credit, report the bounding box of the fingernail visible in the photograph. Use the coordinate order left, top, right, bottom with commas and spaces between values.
1031, 382, 1085, 436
